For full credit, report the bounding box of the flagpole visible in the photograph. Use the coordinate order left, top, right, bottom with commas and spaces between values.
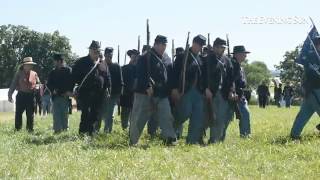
308, 17, 320, 63
309, 17, 315, 27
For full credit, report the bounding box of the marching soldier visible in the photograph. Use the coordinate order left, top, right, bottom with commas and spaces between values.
257, 82, 270, 108
172, 35, 207, 144
274, 83, 283, 107
72, 40, 109, 135
40, 80, 52, 116
203, 38, 235, 143
47, 53, 73, 133
283, 82, 294, 108
140, 45, 159, 138
170, 47, 185, 139
96, 47, 123, 133
228, 45, 252, 138
119, 49, 139, 130
291, 36, 320, 139
129, 35, 177, 145
8, 57, 40, 132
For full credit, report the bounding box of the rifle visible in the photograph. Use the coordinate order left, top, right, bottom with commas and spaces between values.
124, 49, 127, 65
206, 33, 214, 126
172, 39, 175, 61
117, 45, 120, 65
138, 35, 141, 54
226, 34, 231, 58
180, 32, 190, 95
117, 45, 122, 116
146, 19, 154, 86
144, 19, 156, 112
208, 33, 211, 49
147, 19, 150, 48
226, 34, 241, 120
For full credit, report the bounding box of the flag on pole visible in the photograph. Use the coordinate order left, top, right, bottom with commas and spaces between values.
296, 25, 319, 65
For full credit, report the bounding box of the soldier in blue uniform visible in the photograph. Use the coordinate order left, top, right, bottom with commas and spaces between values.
170, 47, 185, 139
227, 45, 252, 138
96, 47, 123, 133
257, 82, 270, 108
171, 35, 207, 144
140, 45, 160, 137
47, 53, 73, 133
119, 49, 139, 130
129, 35, 177, 145
283, 83, 294, 108
72, 41, 110, 135
291, 36, 320, 139
203, 38, 235, 143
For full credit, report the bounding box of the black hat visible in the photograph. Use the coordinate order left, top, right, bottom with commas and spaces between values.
127, 49, 140, 57
175, 47, 184, 55
232, 45, 251, 54
132, 49, 140, 55
313, 36, 320, 45
89, 40, 101, 50
154, 35, 168, 44
193, 35, 206, 46
53, 53, 64, 61
127, 50, 133, 56
104, 47, 114, 54
213, 38, 227, 47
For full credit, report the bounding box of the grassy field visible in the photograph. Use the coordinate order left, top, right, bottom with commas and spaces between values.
1, 106, 320, 179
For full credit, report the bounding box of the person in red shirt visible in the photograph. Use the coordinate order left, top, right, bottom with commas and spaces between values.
8, 57, 40, 132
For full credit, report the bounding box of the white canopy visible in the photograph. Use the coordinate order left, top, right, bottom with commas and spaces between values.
0, 88, 16, 112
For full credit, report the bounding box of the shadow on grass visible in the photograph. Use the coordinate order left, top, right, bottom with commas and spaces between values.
11, 127, 187, 150
24, 131, 79, 145
271, 134, 320, 145
22, 129, 149, 149
81, 134, 129, 150
271, 136, 292, 145
79, 131, 172, 150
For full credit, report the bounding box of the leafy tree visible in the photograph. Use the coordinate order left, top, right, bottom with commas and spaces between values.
275, 46, 303, 97
244, 61, 271, 89
0, 24, 77, 88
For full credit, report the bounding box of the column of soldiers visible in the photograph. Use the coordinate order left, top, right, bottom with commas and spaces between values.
8, 35, 255, 145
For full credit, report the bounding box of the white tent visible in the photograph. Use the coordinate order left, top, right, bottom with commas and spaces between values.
272, 77, 282, 87
0, 88, 16, 112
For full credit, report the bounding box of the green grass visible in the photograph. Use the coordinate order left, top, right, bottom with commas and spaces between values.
1, 106, 320, 179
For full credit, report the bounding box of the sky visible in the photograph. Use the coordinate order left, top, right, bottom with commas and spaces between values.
0, 0, 319, 70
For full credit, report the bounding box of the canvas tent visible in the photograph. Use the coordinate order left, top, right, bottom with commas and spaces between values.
0, 89, 16, 112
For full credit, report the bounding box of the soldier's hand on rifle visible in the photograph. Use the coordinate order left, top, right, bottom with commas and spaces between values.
234, 94, 239, 101
8, 95, 13, 103
171, 89, 181, 104
205, 88, 213, 100
228, 92, 238, 101
146, 87, 153, 97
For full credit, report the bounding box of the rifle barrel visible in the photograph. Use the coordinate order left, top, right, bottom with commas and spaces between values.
124, 49, 127, 65
117, 45, 120, 65
138, 35, 141, 53
172, 39, 175, 60
226, 34, 231, 57
181, 32, 190, 95
147, 19, 150, 47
